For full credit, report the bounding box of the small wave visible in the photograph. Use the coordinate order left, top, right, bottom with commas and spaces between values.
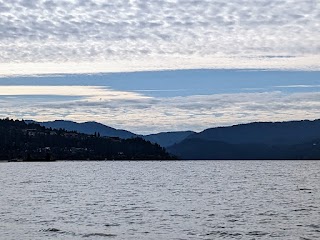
147, 209, 158, 212
40, 228, 76, 236
83, 233, 117, 238
258, 210, 278, 216
205, 231, 242, 237
292, 208, 310, 212
104, 223, 120, 227
41, 228, 61, 232
307, 224, 320, 229
247, 231, 269, 236
297, 188, 312, 191
20, 180, 33, 184
169, 213, 187, 217
228, 219, 238, 222
306, 224, 320, 233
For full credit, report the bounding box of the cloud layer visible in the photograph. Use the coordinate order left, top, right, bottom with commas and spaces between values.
1, 85, 320, 134
0, 0, 319, 74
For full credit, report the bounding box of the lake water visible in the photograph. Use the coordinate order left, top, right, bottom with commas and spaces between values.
0, 161, 319, 240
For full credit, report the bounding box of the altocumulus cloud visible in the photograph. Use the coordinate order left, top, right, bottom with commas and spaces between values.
0, 0, 319, 75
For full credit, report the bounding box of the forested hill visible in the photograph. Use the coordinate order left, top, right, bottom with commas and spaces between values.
186, 119, 320, 145
167, 119, 320, 160
27, 120, 136, 139
0, 118, 174, 161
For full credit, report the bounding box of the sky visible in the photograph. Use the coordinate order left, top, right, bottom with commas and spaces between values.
0, 0, 320, 134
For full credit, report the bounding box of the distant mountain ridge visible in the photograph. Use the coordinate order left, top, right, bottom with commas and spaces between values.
186, 119, 320, 145
143, 131, 195, 147
168, 119, 320, 159
26, 119, 320, 160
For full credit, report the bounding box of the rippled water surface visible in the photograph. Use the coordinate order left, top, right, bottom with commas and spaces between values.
1, 161, 320, 240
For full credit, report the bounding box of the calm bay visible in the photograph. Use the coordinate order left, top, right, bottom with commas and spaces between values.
1, 161, 319, 239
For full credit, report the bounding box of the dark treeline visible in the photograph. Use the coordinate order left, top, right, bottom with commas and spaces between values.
0, 118, 175, 161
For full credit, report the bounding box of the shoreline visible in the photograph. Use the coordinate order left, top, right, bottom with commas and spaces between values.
1, 159, 319, 162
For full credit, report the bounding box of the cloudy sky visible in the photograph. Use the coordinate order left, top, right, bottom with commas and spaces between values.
0, 0, 320, 133
1, 0, 319, 74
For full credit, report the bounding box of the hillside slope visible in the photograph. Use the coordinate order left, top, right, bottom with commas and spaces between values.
187, 119, 320, 145
143, 131, 195, 147
26, 120, 136, 139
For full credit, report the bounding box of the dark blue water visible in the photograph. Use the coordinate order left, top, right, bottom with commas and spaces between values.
0, 161, 319, 239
